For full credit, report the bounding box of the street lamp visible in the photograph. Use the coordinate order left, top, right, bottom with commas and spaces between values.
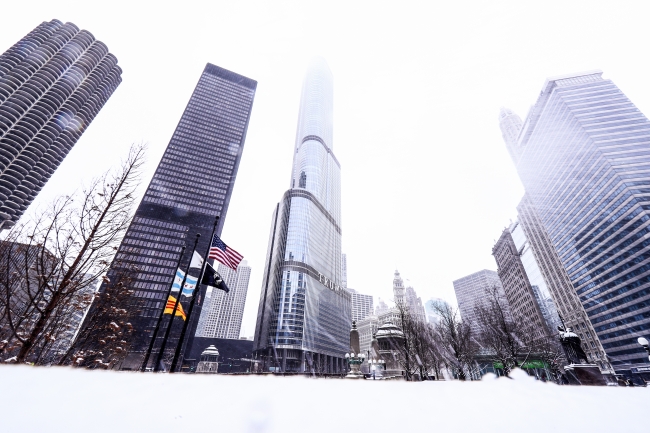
638, 337, 650, 361
345, 352, 365, 378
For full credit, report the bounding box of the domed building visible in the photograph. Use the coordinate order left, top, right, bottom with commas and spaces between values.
375, 322, 405, 378
196, 345, 220, 373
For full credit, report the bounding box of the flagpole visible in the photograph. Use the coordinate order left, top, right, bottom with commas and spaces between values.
153, 233, 201, 372
170, 215, 219, 373
140, 245, 186, 372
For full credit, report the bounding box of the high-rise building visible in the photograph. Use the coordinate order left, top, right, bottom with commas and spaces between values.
253, 59, 349, 373
198, 260, 251, 339
349, 289, 373, 322
517, 194, 612, 372
0, 19, 122, 229
498, 107, 524, 165
492, 224, 550, 340
341, 253, 348, 289
508, 218, 563, 333
405, 285, 427, 323
195, 289, 212, 337
84, 63, 256, 370
424, 297, 448, 325
393, 270, 406, 305
505, 70, 650, 374
453, 270, 508, 327
375, 298, 389, 316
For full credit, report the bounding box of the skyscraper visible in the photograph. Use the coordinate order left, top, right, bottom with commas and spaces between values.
198, 260, 251, 339
0, 19, 122, 229
375, 298, 389, 316
87, 63, 256, 370
498, 107, 524, 165
253, 58, 349, 373
424, 297, 448, 325
405, 285, 427, 323
507, 217, 563, 334
492, 224, 550, 340
341, 253, 348, 289
453, 270, 508, 327
349, 289, 373, 322
393, 270, 406, 305
506, 70, 650, 375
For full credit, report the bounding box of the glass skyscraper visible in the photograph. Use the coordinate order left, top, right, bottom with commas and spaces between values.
253, 58, 350, 373
0, 19, 121, 229
516, 194, 611, 372
85, 63, 256, 370
508, 71, 650, 375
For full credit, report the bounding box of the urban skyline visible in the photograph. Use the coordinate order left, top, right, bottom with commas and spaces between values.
3, 9, 648, 368
5, 6, 650, 431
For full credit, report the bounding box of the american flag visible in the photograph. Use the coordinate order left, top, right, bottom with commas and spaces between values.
208, 234, 243, 270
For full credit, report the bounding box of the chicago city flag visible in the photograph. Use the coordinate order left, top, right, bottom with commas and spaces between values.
171, 268, 198, 296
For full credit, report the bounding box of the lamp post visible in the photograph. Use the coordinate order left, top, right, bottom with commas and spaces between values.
638, 337, 650, 361
345, 352, 365, 379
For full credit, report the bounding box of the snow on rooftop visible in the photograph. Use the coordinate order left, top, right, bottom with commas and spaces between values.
1, 366, 648, 432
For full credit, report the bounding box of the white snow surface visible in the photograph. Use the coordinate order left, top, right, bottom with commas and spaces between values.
1, 366, 648, 432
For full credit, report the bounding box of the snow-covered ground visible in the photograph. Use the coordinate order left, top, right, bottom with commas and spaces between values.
1, 366, 648, 432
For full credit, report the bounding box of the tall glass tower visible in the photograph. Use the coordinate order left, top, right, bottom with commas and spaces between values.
82, 63, 256, 370
0, 19, 121, 229
253, 58, 350, 373
509, 71, 650, 376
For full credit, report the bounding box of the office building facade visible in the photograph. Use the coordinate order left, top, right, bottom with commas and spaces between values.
341, 253, 348, 289
509, 219, 563, 333
0, 19, 122, 229
492, 225, 551, 340
393, 270, 406, 305
453, 269, 508, 327
405, 285, 427, 323
253, 59, 350, 373
87, 64, 256, 370
508, 70, 650, 374
349, 289, 374, 322
499, 107, 524, 165
517, 194, 612, 372
198, 260, 251, 339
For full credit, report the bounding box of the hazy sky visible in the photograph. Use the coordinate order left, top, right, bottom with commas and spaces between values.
3, 1, 650, 337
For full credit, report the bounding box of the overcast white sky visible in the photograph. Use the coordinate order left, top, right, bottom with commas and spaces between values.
3, 0, 650, 338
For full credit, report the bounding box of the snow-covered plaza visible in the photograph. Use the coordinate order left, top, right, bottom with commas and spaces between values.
2, 366, 648, 432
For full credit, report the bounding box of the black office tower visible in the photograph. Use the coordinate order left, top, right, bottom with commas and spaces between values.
96, 64, 256, 370
0, 19, 122, 229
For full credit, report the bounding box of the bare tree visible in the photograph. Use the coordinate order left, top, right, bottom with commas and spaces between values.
393, 301, 418, 380
425, 325, 447, 380
0, 144, 145, 364
474, 285, 546, 377
432, 301, 478, 381
534, 335, 566, 383
60, 260, 141, 369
